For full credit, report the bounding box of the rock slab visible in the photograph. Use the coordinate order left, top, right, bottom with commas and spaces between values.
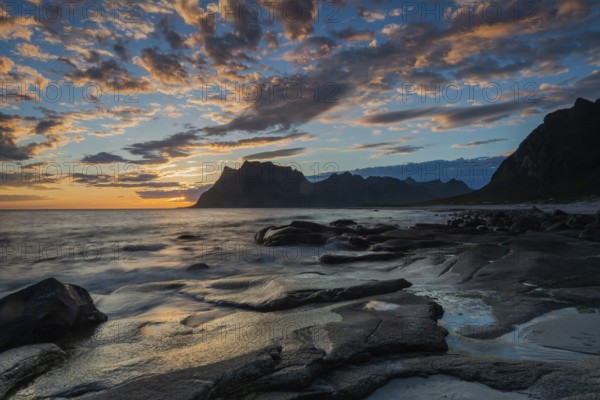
0, 278, 108, 352
0, 343, 66, 399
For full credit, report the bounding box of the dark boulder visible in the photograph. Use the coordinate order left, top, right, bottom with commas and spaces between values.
553, 209, 568, 217
187, 263, 210, 272
329, 219, 357, 227
290, 220, 354, 235
354, 224, 397, 235
509, 216, 540, 233
289, 220, 331, 232
257, 226, 331, 246
0, 278, 108, 352
347, 236, 371, 250
255, 225, 276, 243
566, 215, 591, 229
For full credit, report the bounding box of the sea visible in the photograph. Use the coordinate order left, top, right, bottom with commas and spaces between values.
0, 208, 450, 300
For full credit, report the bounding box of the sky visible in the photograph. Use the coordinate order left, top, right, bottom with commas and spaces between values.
0, 0, 599, 209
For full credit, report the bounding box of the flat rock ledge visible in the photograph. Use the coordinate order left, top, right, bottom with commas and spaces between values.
79, 343, 600, 400
254, 211, 600, 340
0, 343, 66, 399
202, 278, 412, 311
81, 290, 449, 400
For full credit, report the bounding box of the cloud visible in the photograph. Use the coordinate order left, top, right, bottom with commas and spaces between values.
358, 7, 386, 22
0, 56, 14, 73
155, 16, 186, 49
0, 195, 51, 202
67, 59, 126, 82
259, 0, 319, 40
0, 112, 66, 161
94, 105, 161, 136
358, 101, 531, 130
452, 139, 508, 148
242, 147, 305, 160
113, 42, 129, 61
359, 107, 439, 125
0, 16, 37, 41
81, 152, 130, 164
123, 130, 313, 164
283, 36, 337, 63
1, 133, 34, 161
264, 31, 279, 49
66, 59, 152, 93
432, 102, 527, 130
354, 142, 395, 150
202, 74, 350, 136
136, 47, 188, 85
381, 145, 425, 156
204, 131, 314, 150
181, 0, 263, 68
353, 142, 424, 158
125, 131, 199, 164
0, 0, 598, 202
330, 28, 375, 42
173, 0, 209, 28
15, 43, 52, 61
72, 170, 185, 189
136, 186, 211, 202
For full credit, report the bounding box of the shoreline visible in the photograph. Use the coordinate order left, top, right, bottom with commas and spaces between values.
2, 208, 600, 399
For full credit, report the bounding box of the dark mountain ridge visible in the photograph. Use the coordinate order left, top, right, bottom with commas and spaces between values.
441, 97, 600, 203
194, 162, 473, 207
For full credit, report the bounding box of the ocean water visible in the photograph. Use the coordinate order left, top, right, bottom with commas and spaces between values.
0, 208, 448, 302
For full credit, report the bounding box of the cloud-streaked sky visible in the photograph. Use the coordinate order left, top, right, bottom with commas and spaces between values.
1, 0, 599, 208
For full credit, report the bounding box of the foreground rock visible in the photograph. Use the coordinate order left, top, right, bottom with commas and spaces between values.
255, 221, 398, 247
254, 210, 600, 341
0, 344, 66, 399
444, 207, 597, 233
202, 278, 412, 311
78, 346, 600, 400
10, 209, 600, 399
321, 291, 448, 365
81, 291, 448, 400
0, 278, 108, 352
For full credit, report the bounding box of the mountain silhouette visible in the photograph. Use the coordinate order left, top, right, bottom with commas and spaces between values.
194, 162, 472, 207
451, 98, 600, 203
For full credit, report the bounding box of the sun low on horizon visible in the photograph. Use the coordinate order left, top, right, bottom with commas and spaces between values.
1, 0, 599, 209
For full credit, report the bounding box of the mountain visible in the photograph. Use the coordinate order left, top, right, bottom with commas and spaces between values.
343, 156, 507, 189
194, 162, 473, 207
442, 98, 600, 203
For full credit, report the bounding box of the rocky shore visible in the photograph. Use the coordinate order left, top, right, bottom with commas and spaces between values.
1, 208, 600, 399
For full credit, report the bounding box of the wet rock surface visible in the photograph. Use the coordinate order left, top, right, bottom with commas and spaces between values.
0, 344, 66, 399
203, 278, 412, 311
77, 348, 600, 400
81, 291, 449, 400
0, 278, 108, 352
5, 208, 600, 399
